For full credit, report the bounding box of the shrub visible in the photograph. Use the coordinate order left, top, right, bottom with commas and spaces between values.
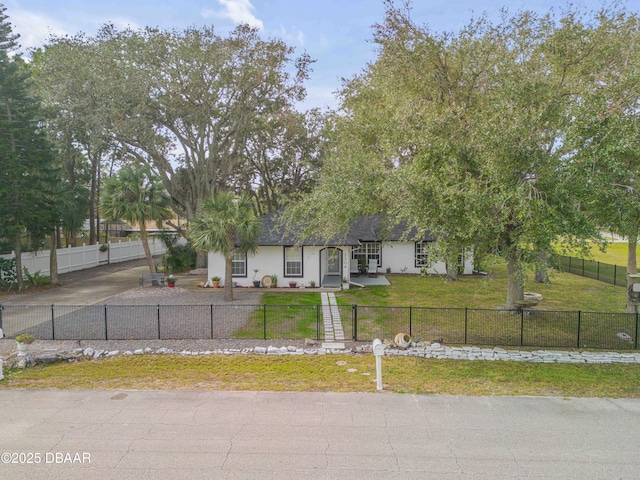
23, 268, 51, 288
159, 231, 195, 273
0, 257, 16, 290
16, 333, 35, 344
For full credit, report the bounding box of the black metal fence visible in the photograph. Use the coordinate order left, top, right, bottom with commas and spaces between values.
1, 303, 639, 351
554, 254, 627, 287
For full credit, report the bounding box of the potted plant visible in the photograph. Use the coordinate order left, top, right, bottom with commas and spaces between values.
309, 280, 316, 288
341, 277, 349, 290
289, 280, 297, 288
167, 274, 176, 287
270, 274, 278, 288
394, 332, 411, 349
16, 333, 34, 356
252, 269, 261, 288
211, 276, 221, 288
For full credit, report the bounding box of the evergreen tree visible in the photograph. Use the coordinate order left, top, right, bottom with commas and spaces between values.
0, 5, 59, 290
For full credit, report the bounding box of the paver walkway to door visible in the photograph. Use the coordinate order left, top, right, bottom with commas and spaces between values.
320, 292, 344, 341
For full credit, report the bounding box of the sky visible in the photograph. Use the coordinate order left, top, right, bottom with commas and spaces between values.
2, 0, 634, 111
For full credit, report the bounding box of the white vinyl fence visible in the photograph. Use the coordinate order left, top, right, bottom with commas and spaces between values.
0, 238, 169, 276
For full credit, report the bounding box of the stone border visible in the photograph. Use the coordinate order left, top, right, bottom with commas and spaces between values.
3, 341, 640, 370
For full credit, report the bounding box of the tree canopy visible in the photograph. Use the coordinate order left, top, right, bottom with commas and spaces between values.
288, 2, 635, 309
189, 192, 259, 301
101, 164, 172, 273
33, 23, 318, 222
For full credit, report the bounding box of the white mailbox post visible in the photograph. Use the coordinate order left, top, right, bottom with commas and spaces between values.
372, 338, 384, 391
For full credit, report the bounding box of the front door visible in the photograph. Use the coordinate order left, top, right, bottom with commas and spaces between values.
326, 248, 341, 275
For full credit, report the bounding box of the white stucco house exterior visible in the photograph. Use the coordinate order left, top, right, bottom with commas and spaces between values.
207, 213, 474, 287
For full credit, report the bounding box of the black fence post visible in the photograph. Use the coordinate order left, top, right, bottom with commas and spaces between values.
0, 304, 3, 332
263, 304, 267, 340
464, 307, 468, 345
157, 305, 161, 340
577, 311, 581, 349
51, 304, 55, 340
614, 265, 617, 286
352, 304, 358, 341
634, 307, 638, 350
316, 305, 321, 341
409, 306, 412, 337
520, 308, 524, 346
210, 304, 214, 339
104, 305, 108, 340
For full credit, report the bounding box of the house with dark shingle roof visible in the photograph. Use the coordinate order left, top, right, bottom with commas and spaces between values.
206, 212, 474, 288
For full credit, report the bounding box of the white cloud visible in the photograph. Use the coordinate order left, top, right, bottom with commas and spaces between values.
276, 25, 305, 47
202, 0, 263, 29
9, 9, 69, 51
8, 6, 140, 54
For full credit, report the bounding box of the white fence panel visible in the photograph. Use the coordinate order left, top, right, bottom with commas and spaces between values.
0, 238, 169, 276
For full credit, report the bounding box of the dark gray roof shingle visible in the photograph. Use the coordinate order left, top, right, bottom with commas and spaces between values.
256, 212, 434, 246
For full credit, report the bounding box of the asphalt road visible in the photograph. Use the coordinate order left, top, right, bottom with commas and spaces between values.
0, 390, 639, 479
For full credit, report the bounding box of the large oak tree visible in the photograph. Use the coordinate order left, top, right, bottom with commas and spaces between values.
289, 2, 611, 309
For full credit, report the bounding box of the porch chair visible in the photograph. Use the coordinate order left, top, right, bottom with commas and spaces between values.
367, 259, 378, 277
350, 259, 360, 277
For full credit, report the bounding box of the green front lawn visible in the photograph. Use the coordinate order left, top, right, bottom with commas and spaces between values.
241, 266, 628, 346
234, 291, 321, 339
560, 241, 629, 267
258, 264, 626, 312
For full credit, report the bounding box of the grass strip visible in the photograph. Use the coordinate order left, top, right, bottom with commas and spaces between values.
1, 355, 639, 398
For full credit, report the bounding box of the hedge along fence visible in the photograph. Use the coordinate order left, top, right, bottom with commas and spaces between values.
554, 254, 627, 287
1, 303, 638, 351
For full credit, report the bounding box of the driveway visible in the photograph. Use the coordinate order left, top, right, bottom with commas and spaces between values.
1, 266, 149, 306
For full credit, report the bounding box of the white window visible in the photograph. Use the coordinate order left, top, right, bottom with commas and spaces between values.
232, 251, 247, 277
352, 242, 381, 269
415, 241, 432, 267
284, 247, 303, 277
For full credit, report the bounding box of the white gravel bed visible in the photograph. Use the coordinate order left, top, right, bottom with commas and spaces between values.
104, 286, 264, 305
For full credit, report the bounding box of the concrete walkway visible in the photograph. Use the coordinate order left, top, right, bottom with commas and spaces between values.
321, 292, 344, 341
0, 390, 639, 479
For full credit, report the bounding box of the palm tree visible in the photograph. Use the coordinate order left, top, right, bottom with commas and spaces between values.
101, 164, 172, 273
189, 192, 259, 301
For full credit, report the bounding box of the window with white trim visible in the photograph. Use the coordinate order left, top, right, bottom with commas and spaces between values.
284, 246, 303, 277
352, 242, 381, 269
415, 241, 433, 267
232, 251, 247, 277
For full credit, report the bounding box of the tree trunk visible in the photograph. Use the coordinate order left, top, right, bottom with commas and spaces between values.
534, 250, 549, 283
626, 230, 638, 313
505, 250, 524, 310
195, 251, 207, 269
445, 261, 459, 282
50, 228, 59, 285
14, 229, 23, 292
224, 254, 234, 301
139, 223, 155, 273
88, 151, 97, 245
